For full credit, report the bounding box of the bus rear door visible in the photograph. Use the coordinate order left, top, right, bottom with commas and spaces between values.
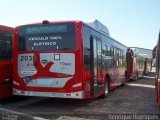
90, 37, 103, 97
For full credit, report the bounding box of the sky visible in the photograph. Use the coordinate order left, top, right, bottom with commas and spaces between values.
0, 0, 159, 49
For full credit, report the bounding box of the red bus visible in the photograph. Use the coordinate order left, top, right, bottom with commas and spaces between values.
0, 25, 14, 99
144, 58, 152, 75
153, 45, 157, 59
155, 32, 160, 110
126, 48, 145, 80
152, 45, 156, 72
13, 20, 127, 99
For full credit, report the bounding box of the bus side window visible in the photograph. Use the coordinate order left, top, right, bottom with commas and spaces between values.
106, 45, 112, 67
113, 47, 117, 67
116, 49, 119, 67
83, 26, 91, 70
106, 46, 111, 56
0, 35, 5, 61
123, 52, 126, 67
120, 50, 123, 66
0, 33, 12, 61
6, 38, 12, 61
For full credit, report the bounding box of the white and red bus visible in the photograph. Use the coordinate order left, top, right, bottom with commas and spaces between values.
144, 58, 152, 75
0, 25, 14, 99
152, 45, 156, 72
153, 45, 157, 59
126, 48, 145, 80
155, 32, 160, 110
13, 20, 127, 99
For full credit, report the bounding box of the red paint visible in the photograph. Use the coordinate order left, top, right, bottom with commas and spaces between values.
127, 48, 145, 81
13, 20, 127, 99
13, 21, 83, 94
154, 33, 160, 111
0, 25, 14, 99
30, 53, 73, 81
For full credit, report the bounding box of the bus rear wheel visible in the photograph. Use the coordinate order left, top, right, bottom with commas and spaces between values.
155, 80, 158, 102
99, 77, 110, 99
135, 72, 138, 80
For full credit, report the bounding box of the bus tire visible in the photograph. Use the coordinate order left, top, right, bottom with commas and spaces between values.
99, 76, 110, 99
155, 80, 158, 102
156, 88, 158, 102
135, 72, 138, 80
107, 75, 110, 92
121, 75, 126, 87
121, 82, 125, 87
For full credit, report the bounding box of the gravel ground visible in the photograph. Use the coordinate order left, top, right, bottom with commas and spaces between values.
0, 72, 159, 120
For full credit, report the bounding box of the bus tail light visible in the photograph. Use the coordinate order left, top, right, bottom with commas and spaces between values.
66, 93, 71, 96
21, 91, 25, 94
65, 93, 79, 97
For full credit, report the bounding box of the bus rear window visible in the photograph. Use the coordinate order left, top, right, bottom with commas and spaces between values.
18, 23, 75, 51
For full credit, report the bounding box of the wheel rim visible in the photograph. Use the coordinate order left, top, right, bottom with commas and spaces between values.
105, 80, 109, 95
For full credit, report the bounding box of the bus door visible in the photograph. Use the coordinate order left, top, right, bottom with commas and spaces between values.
126, 51, 131, 79
90, 37, 103, 97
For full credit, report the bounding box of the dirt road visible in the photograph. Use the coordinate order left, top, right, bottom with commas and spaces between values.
0, 73, 159, 120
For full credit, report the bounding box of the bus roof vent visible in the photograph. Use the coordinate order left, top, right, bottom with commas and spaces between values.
42, 20, 50, 24
84, 19, 110, 36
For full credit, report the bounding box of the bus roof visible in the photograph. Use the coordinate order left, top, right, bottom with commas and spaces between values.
84, 19, 110, 37
0, 25, 14, 32
129, 47, 152, 59
15, 20, 82, 28
15, 20, 127, 48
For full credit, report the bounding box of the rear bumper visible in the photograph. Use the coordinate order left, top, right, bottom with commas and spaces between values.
13, 88, 84, 99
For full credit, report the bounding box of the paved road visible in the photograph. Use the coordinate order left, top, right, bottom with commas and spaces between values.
0, 73, 159, 119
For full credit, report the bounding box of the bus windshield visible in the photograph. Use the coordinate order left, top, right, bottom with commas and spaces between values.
18, 23, 75, 51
